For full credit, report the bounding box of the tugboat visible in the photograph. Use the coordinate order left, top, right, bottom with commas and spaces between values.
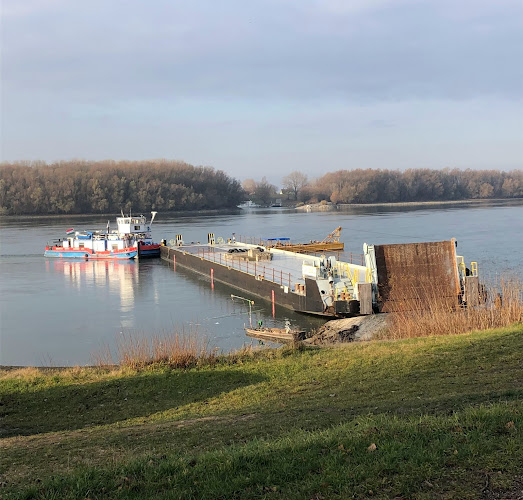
115, 211, 161, 258
44, 212, 161, 260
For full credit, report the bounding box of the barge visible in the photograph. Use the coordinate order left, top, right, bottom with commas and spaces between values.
160, 233, 479, 318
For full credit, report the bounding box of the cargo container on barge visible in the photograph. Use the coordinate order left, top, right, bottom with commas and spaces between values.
160, 234, 480, 317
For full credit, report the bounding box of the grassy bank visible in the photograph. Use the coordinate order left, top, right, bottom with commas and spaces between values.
1, 325, 522, 499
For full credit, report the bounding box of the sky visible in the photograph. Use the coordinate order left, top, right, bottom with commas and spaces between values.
1, 0, 522, 182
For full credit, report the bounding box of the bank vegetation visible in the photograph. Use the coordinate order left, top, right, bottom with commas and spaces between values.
0, 160, 244, 215
3, 161, 523, 215
278, 168, 523, 205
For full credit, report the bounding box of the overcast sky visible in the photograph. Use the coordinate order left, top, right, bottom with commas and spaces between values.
1, 0, 522, 181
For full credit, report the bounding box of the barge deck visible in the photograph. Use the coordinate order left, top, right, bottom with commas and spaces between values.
161, 240, 370, 317
160, 235, 480, 318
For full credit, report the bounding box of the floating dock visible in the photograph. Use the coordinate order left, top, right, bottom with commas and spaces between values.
160, 233, 479, 318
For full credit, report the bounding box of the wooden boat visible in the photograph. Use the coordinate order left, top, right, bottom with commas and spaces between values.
245, 327, 306, 343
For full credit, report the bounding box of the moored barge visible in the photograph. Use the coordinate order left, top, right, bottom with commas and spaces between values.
161, 233, 480, 317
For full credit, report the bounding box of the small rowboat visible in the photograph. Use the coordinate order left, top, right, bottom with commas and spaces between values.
245, 327, 306, 343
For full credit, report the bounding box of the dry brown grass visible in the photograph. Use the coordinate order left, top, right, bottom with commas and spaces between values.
381, 278, 523, 339
91, 329, 217, 370
0, 366, 42, 380
90, 331, 305, 370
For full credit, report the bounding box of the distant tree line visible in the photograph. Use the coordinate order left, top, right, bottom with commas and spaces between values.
0, 160, 244, 215
2, 161, 522, 216
310, 168, 523, 204
271, 168, 523, 204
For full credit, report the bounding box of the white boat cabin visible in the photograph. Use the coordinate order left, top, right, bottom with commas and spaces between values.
116, 212, 157, 243
117, 215, 151, 236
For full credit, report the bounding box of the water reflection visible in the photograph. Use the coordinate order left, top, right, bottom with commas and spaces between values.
51, 260, 139, 314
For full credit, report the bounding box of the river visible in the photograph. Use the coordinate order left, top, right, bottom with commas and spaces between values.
1, 200, 522, 366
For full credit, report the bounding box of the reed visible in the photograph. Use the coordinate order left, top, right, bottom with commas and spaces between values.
91, 329, 217, 369
90, 341, 116, 368
91, 331, 308, 370
381, 277, 523, 339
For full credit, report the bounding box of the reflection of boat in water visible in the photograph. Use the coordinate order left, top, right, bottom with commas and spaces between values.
44, 212, 161, 259
245, 326, 306, 343
51, 259, 140, 315
52, 259, 139, 286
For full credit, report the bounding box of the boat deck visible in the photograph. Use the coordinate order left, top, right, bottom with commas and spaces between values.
174, 242, 317, 291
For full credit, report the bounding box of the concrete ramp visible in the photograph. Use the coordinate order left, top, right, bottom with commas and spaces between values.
374, 240, 461, 313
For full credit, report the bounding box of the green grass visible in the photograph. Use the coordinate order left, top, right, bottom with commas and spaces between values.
1, 326, 522, 499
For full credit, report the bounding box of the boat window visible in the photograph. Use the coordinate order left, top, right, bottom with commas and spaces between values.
112, 244, 118, 251
79, 243, 84, 249
134, 225, 140, 230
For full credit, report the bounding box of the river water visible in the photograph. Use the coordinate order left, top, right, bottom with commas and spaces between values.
1, 201, 522, 366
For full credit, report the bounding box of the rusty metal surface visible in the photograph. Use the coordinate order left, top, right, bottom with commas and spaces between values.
375, 240, 460, 312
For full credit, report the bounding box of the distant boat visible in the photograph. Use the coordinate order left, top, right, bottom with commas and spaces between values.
44, 212, 161, 260
238, 200, 261, 209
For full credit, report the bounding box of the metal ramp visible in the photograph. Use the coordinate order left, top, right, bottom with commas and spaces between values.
373, 240, 461, 313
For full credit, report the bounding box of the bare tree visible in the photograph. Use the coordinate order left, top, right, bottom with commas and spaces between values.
254, 177, 277, 206
282, 171, 308, 200
242, 178, 257, 195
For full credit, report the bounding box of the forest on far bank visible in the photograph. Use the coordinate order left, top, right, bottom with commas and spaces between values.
0, 160, 244, 215
247, 168, 523, 206
312, 168, 523, 204
1, 160, 522, 216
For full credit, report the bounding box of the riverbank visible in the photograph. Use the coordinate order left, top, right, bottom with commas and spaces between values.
0, 207, 243, 219
3, 197, 522, 217
296, 197, 523, 212
1, 325, 522, 499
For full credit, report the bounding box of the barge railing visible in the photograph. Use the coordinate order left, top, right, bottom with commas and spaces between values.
194, 247, 297, 291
